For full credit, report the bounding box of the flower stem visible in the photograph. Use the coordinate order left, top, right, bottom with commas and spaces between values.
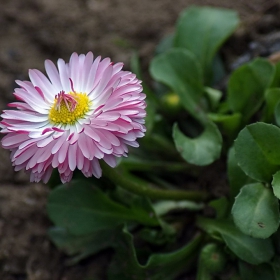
120, 156, 200, 177
101, 161, 209, 202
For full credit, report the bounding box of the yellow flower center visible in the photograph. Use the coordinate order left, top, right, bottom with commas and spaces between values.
49, 91, 91, 125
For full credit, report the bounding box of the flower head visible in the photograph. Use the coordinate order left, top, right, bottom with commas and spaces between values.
0, 52, 146, 183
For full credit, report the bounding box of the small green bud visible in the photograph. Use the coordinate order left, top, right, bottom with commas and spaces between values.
161, 92, 181, 114
200, 243, 227, 273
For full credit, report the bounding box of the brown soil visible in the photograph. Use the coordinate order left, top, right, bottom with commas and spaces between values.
0, 0, 279, 279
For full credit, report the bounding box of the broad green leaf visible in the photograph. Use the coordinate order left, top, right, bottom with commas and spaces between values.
47, 180, 159, 235
271, 61, 280, 87
108, 227, 202, 280
174, 6, 239, 81
150, 48, 205, 121
271, 256, 280, 280
272, 230, 280, 256
272, 170, 280, 199
48, 226, 117, 264
228, 58, 275, 121
234, 123, 280, 182
263, 88, 280, 122
275, 100, 280, 126
173, 121, 222, 166
239, 261, 275, 280
232, 183, 280, 238
197, 217, 274, 265
227, 147, 252, 201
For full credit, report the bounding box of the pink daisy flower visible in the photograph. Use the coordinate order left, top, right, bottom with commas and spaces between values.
0, 52, 146, 183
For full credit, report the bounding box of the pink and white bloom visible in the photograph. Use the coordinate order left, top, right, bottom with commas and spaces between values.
0, 52, 146, 183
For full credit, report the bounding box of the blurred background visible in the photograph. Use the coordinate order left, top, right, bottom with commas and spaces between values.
0, 0, 279, 279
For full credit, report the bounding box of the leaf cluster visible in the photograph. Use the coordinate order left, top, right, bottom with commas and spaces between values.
46, 5, 280, 280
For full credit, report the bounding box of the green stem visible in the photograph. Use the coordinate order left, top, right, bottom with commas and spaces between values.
123, 161, 188, 172
101, 162, 209, 202
120, 156, 200, 177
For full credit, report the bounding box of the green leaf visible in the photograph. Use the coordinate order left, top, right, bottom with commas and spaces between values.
271, 61, 280, 87
234, 123, 280, 182
138, 228, 176, 246
271, 255, 280, 280
275, 100, 280, 126
227, 147, 252, 201
211, 54, 227, 85
155, 33, 174, 55
272, 170, 280, 199
228, 58, 275, 121
47, 180, 159, 235
208, 197, 229, 219
196, 260, 213, 280
150, 48, 205, 121
208, 112, 242, 138
48, 226, 117, 264
204, 87, 222, 110
174, 6, 239, 81
197, 217, 275, 265
232, 183, 280, 239
108, 227, 202, 280
263, 88, 280, 122
172, 121, 222, 166
239, 261, 275, 280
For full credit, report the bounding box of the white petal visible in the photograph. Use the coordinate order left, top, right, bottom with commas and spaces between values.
68, 143, 77, 171
85, 56, 101, 93
57, 59, 70, 93
103, 154, 117, 167
58, 141, 69, 163
45, 60, 62, 92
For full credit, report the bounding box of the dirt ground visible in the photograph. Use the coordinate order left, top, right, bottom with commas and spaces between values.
0, 0, 279, 279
